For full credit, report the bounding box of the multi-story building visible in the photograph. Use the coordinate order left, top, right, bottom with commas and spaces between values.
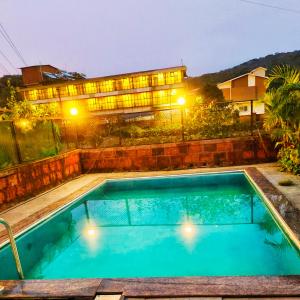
18, 65, 187, 121
217, 67, 267, 118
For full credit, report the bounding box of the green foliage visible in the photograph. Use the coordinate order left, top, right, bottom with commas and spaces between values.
0, 148, 12, 169
0, 75, 22, 108
186, 101, 242, 138
277, 146, 300, 174
263, 65, 300, 174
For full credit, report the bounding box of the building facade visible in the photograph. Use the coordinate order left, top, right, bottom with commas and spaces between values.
18, 65, 187, 120
217, 67, 267, 117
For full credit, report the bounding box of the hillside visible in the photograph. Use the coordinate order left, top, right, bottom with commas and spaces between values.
188, 50, 300, 89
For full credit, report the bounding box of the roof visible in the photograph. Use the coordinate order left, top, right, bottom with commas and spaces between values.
19, 65, 187, 91
20, 64, 58, 70
217, 67, 267, 87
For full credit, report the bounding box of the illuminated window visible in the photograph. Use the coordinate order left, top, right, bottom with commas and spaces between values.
174, 71, 182, 83
121, 94, 134, 108
133, 76, 149, 88
121, 78, 132, 90
68, 85, 76, 96
100, 80, 114, 92
152, 73, 165, 86
87, 98, 99, 111
47, 88, 53, 98
37, 89, 49, 100
85, 82, 97, 94
58, 86, 69, 97
28, 89, 38, 100
103, 96, 116, 110
153, 90, 171, 106
135, 92, 151, 106
165, 72, 175, 84
87, 96, 116, 111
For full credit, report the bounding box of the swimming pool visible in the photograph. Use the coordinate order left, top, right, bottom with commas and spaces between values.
1, 171, 300, 279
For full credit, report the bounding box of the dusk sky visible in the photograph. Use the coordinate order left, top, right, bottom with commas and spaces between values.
0, 0, 299, 77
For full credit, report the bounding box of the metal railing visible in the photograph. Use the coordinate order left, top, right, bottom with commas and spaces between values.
0, 218, 24, 280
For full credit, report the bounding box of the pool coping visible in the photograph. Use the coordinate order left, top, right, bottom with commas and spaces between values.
0, 167, 300, 298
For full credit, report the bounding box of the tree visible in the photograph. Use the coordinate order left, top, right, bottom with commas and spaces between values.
263, 65, 300, 174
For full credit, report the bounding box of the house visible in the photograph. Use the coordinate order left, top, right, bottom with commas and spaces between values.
217, 67, 267, 119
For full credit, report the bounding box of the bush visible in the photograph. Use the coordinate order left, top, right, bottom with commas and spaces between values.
278, 145, 300, 174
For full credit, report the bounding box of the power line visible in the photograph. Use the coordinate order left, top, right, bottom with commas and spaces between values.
0, 48, 16, 72
237, 0, 300, 15
0, 23, 27, 66
0, 61, 10, 75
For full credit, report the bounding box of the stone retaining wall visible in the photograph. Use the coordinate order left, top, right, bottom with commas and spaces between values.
81, 136, 276, 172
0, 150, 81, 207
0, 136, 276, 206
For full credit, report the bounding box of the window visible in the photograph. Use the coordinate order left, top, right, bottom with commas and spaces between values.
87, 98, 100, 111
135, 92, 151, 106
239, 105, 248, 112
28, 89, 38, 100
102, 96, 116, 110
85, 82, 97, 94
121, 78, 132, 90
121, 94, 134, 108
133, 75, 149, 88
68, 85, 77, 96
165, 72, 175, 85
152, 73, 165, 86
153, 90, 171, 106
100, 80, 114, 92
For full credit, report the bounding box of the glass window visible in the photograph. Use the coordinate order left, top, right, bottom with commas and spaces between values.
100, 80, 114, 92
152, 72, 165, 86
135, 92, 151, 106
85, 82, 97, 94
28, 89, 38, 100
133, 75, 149, 89
103, 96, 116, 110
153, 90, 171, 106
121, 78, 132, 90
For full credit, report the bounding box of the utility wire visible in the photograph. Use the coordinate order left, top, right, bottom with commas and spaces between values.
0, 23, 27, 66
0, 61, 10, 75
237, 0, 300, 15
0, 48, 16, 72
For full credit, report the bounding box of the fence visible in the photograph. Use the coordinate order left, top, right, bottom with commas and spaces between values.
0, 119, 77, 169
0, 100, 264, 170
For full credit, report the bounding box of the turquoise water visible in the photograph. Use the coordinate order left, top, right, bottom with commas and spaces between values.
1, 172, 300, 279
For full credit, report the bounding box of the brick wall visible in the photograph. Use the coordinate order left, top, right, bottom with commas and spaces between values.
0, 150, 81, 207
81, 136, 276, 172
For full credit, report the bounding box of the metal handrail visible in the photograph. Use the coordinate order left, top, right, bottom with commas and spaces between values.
0, 218, 24, 279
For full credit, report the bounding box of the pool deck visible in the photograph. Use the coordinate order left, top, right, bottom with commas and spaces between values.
0, 163, 300, 299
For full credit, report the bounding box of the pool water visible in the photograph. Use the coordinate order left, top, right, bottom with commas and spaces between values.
1, 172, 300, 279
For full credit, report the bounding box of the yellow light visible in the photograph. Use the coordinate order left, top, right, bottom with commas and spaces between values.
70, 107, 78, 116
171, 89, 177, 96
87, 228, 96, 236
177, 97, 186, 105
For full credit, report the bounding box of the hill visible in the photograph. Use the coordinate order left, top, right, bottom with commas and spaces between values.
188, 50, 300, 88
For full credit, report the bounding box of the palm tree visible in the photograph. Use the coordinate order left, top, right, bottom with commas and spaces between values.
263, 65, 300, 173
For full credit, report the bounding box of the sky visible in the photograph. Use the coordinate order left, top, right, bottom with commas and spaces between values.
0, 0, 299, 78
